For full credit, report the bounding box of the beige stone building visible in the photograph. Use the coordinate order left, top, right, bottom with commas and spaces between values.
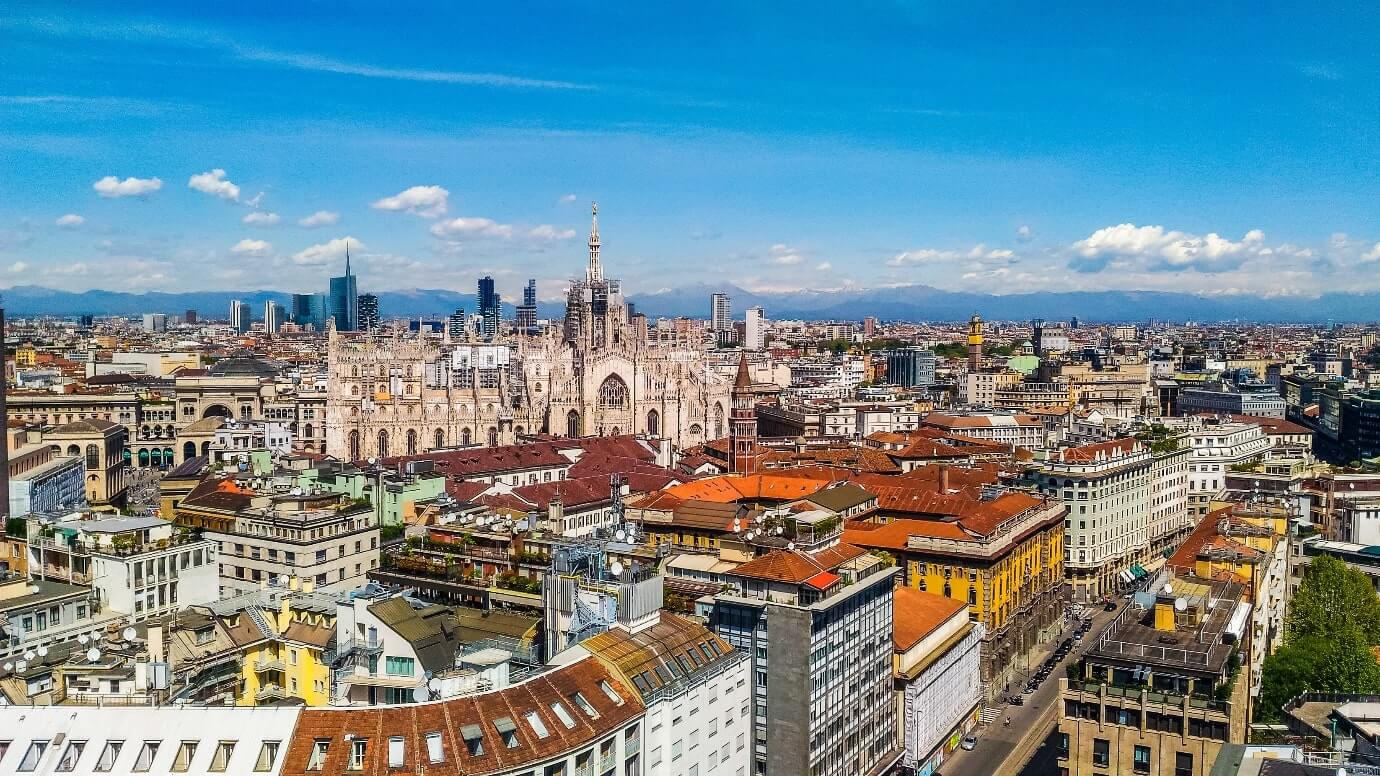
44, 418, 130, 508
325, 205, 733, 460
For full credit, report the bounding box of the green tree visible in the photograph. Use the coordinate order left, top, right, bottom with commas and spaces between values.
1314, 626, 1380, 694
1287, 556, 1380, 644
1257, 638, 1325, 722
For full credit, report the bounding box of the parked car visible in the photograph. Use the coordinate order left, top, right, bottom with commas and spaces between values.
1010, 695, 1024, 706
961, 735, 978, 751
1104, 601, 1118, 612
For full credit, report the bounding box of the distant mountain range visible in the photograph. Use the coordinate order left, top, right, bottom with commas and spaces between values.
1, 283, 1376, 323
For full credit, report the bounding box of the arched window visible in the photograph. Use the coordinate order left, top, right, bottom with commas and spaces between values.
566, 411, 581, 438
348, 431, 360, 460
240, 406, 252, 420
486, 427, 498, 447
304, 423, 313, 439
434, 428, 445, 449
201, 441, 211, 456
351, 384, 360, 397
138, 448, 150, 467
713, 402, 725, 439
163, 448, 174, 469
598, 375, 629, 408
66, 444, 81, 457
461, 428, 473, 446
406, 429, 418, 455
646, 409, 660, 437
85, 444, 100, 470
183, 441, 196, 461
377, 430, 389, 458
689, 423, 703, 437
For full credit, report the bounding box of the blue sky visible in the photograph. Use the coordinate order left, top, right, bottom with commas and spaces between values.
3, 2, 1380, 300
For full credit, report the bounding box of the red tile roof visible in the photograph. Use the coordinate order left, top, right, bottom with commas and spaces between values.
730, 543, 866, 584
892, 586, 966, 651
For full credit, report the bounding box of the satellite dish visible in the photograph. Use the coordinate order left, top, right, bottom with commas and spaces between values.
755, 515, 764, 524
15, 661, 26, 671
2, 662, 11, 672
86, 648, 101, 662
412, 686, 429, 703
36, 646, 47, 657
775, 526, 784, 536
1174, 597, 1188, 612
615, 530, 627, 542
29, 585, 39, 594
1163, 584, 1173, 595
122, 626, 137, 641
427, 677, 441, 692
610, 561, 625, 577
732, 519, 741, 532
368, 457, 377, 465
787, 542, 795, 551
77, 634, 89, 645
23, 651, 34, 661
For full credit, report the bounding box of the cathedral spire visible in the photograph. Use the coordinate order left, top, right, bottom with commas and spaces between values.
587, 202, 602, 283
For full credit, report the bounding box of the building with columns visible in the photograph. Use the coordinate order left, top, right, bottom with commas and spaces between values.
325, 205, 734, 460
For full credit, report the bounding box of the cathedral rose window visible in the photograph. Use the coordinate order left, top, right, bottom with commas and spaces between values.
598, 375, 629, 409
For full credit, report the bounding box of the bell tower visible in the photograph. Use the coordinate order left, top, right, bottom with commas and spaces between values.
730, 353, 757, 474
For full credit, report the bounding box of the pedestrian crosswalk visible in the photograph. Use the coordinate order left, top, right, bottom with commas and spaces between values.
979, 706, 1002, 725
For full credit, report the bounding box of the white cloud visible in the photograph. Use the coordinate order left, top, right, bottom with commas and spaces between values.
9, 261, 28, 273
1016, 224, 1033, 241
1069, 223, 1266, 273
527, 224, 576, 240
92, 175, 162, 198
298, 210, 340, 228
245, 192, 264, 208
187, 168, 241, 201
236, 48, 590, 90
242, 211, 280, 226
44, 262, 89, 276
770, 243, 804, 265
1362, 243, 1380, 263
54, 213, 85, 228
231, 238, 272, 257
371, 185, 449, 218
430, 217, 513, 240
558, 194, 578, 204
815, 262, 832, 271
293, 236, 361, 266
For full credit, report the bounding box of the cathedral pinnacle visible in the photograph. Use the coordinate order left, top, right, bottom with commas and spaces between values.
587, 201, 602, 283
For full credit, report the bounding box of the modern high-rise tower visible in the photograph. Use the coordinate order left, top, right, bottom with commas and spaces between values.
710, 292, 732, 345
516, 278, 537, 333
357, 294, 379, 331
478, 276, 500, 338
329, 243, 359, 331
263, 301, 285, 335
744, 306, 765, 351
230, 300, 251, 333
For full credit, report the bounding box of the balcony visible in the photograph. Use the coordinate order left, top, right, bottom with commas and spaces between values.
254, 657, 286, 673
254, 683, 288, 702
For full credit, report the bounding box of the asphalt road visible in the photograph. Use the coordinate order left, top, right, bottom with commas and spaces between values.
939, 601, 1124, 776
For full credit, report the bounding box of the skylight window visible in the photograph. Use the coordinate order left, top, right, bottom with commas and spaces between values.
550, 701, 577, 729
598, 679, 624, 706
524, 711, 550, 739
571, 691, 600, 719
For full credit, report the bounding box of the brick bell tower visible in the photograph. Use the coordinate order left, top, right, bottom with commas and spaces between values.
730, 352, 757, 474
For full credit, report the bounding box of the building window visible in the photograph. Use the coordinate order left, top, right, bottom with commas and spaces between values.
210, 742, 234, 772
349, 740, 366, 771
1092, 738, 1109, 768
385, 656, 415, 676
172, 741, 198, 772
307, 740, 329, 771
55, 741, 85, 772
18, 742, 49, 772
387, 737, 404, 768
133, 741, 160, 772
95, 742, 123, 772
254, 742, 280, 772
1175, 752, 1192, 776
1133, 745, 1151, 774
424, 733, 444, 764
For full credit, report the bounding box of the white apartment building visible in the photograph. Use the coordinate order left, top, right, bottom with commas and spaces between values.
744, 306, 765, 351
1027, 438, 1154, 601
27, 514, 218, 621
1185, 421, 1271, 518
924, 411, 1046, 450
1148, 444, 1192, 557
894, 589, 984, 776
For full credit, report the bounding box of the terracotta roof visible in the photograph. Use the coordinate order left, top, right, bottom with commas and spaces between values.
892, 587, 966, 651
664, 473, 835, 503
281, 657, 643, 776
1203, 413, 1313, 436
1056, 437, 1141, 463
924, 412, 1042, 428
730, 544, 866, 584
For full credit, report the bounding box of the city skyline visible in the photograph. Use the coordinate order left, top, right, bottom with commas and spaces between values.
4, 4, 1380, 301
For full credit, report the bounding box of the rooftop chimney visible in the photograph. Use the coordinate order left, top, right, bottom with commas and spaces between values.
938, 464, 950, 494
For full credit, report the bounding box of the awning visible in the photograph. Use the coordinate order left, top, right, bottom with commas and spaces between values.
494, 717, 517, 734
461, 725, 483, 742
1119, 569, 1135, 583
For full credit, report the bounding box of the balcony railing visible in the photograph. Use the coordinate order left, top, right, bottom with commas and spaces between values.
254, 683, 287, 701
254, 657, 285, 673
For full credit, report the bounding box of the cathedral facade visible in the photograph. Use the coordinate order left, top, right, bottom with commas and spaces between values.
324, 205, 733, 460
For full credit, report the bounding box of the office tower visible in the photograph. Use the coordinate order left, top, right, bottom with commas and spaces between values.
515, 278, 537, 333
710, 292, 731, 344
77, 314, 94, 328
263, 300, 285, 335
447, 308, 466, 340
290, 293, 328, 331
141, 313, 167, 333
230, 300, 251, 333
357, 293, 379, 331
863, 315, 878, 338
744, 305, 766, 351
184, 309, 197, 325
478, 276, 500, 338
713, 553, 898, 776
885, 346, 937, 388
328, 245, 358, 331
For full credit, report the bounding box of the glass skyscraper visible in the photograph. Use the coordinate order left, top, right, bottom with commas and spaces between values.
328, 248, 358, 331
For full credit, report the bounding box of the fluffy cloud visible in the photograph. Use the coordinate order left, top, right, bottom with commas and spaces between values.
887, 244, 1014, 267
1016, 224, 1033, 241
1068, 224, 1265, 273
9, 261, 28, 273
92, 175, 162, 198
242, 211, 281, 226
293, 236, 360, 266
816, 261, 832, 271
770, 243, 804, 265
54, 213, 85, 228
187, 169, 241, 201
298, 210, 340, 228
371, 185, 449, 218
430, 217, 513, 240
527, 224, 576, 240
1360, 243, 1380, 263
231, 238, 272, 257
